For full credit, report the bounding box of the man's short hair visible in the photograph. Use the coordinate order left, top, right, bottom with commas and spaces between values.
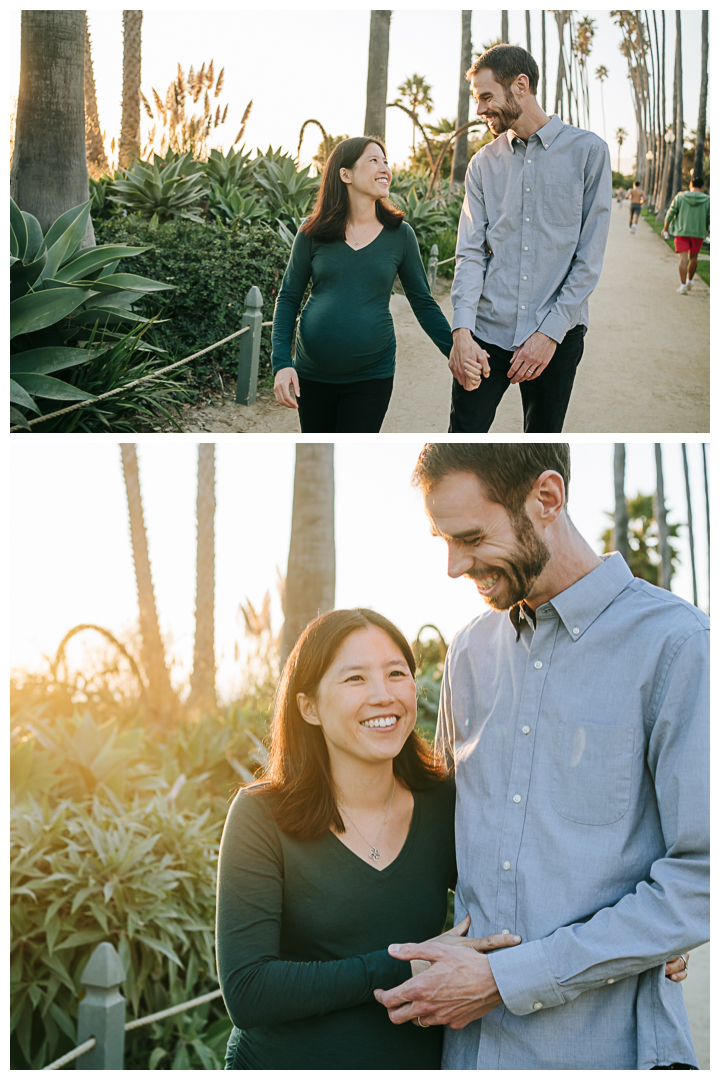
634, 180, 640, 186
467, 44, 539, 97
412, 444, 571, 516
691, 176, 705, 188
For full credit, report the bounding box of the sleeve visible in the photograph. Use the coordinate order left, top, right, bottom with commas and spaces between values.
489, 628, 710, 1016
450, 155, 489, 332
396, 225, 453, 357
665, 194, 680, 231
537, 140, 613, 344
216, 792, 411, 1029
434, 648, 456, 775
270, 230, 312, 373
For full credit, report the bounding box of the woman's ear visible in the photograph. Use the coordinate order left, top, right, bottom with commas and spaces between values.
339, 168, 352, 186
297, 692, 321, 726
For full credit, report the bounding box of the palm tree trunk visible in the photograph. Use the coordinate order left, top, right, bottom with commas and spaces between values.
280, 445, 336, 666
681, 444, 698, 607
658, 19, 679, 216
613, 445, 630, 564
451, 11, 473, 192
10, 10, 95, 246
693, 10, 708, 181
188, 444, 216, 714
672, 10, 684, 196
119, 10, 143, 169
554, 12, 567, 118
83, 14, 109, 178
701, 443, 709, 613
364, 10, 392, 140
501, 11, 509, 43
120, 444, 178, 718
541, 11, 547, 112
654, 443, 672, 591
525, 11, 531, 52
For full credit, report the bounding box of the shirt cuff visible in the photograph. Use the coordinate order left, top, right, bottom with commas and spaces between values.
537, 312, 570, 344
451, 307, 479, 333
488, 939, 566, 1016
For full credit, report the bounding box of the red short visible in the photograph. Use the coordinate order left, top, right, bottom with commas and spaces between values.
674, 236, 703, 254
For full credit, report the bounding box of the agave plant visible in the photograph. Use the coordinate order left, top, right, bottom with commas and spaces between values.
389, 185, 453, 240
202, 145, 257, 192
207, 183, 267, 227
108, 153, 207, 224
254, 158, 319, 225
10, 198, 172, 429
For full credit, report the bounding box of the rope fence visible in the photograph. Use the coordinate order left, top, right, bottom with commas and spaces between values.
11, 277, 274, 433
43, 1037, 97, 1070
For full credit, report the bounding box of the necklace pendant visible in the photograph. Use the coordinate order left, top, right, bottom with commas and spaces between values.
354, 240, 359, 246
369, 847, 380, 861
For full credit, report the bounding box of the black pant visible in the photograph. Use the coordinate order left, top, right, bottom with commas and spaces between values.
448, 325, 586, 434
297, 375, 394, 433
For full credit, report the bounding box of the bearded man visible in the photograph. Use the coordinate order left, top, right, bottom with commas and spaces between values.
448, 46, 612, 432
376, 443, 709, 1070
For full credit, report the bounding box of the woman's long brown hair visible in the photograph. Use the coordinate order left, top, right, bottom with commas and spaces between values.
301, 137, 404, 242
248, 608, 446, 840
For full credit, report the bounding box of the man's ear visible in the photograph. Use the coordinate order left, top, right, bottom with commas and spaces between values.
530, 470, 565, 525
297, 692, 321, 726
515, 74, 530, 97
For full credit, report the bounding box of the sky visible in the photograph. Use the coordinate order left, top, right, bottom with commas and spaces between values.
9, 438, 710, 702
9, 7, 706, 176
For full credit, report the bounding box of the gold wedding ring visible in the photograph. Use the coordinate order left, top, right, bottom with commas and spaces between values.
417, 1016, 430, 1028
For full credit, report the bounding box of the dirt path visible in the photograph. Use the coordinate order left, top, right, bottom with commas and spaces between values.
153, 206, 708, 434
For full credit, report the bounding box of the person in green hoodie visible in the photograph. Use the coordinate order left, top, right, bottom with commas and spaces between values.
662, 176, 710, 294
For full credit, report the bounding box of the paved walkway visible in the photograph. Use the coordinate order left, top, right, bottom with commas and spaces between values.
154, 204, 709, 433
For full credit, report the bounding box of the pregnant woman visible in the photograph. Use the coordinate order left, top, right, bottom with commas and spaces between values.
270, 138, 472, 432
216, 609, 690, 1070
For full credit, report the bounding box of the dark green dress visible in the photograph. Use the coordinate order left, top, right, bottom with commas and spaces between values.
270, 222, 453, 384
216, 781, 456, 1069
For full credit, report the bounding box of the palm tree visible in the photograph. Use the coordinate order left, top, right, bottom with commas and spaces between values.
10, 10, 95, 245
553, 11, 570, 119
526, 10, 532, 52
187, 444, 216, 714
654, 444, 672, 591
395, 74, 434, 152
83, 14, 108, 178
119, 10, 143, 169
615, 126, 628, 173
595, 65, 609, 141
120, 444, 178, 717
681, 445, 698, 607
280, 445, 336, 666
364, 10, 392, 140
693, 10, 708, 181
613, 444, 630, 564
501, 11, 509, 43
672, 10, 684, 196
451, 11, 473, 192
574, 16, 595, 128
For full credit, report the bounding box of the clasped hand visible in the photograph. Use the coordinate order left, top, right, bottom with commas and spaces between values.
448, 331, 490, 391
373, 914, 514, 1030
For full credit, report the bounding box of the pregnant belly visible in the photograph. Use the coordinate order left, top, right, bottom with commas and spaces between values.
298, 301, 395, 377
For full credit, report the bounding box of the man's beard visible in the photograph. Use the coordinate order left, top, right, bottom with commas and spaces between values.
468, 508, 551, 611
485, 88, 523, 136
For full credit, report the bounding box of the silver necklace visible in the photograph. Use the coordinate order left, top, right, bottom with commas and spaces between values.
339, 779, 396, 862
347, 219, 374, 248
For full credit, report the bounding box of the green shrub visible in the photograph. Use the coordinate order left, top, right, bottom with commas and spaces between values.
94, 216, 290, 389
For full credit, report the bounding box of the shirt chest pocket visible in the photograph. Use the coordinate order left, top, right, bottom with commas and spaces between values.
542, 182, 584, 227
550, 720, 634, 825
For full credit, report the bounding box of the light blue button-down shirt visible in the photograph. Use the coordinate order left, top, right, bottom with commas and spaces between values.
451, 115, 612, 350
437, 554, 709, 1070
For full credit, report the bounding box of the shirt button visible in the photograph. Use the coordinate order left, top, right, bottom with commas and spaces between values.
522, 275, 528, 280
502, 928, 510, 934
522, 725, 531, 734
607, 978, 615, 984
513, 794, 522, 803
526, 187, 530, 192
525, 217, 530, 222
533, 1001, 543, 1010
521, 305, 526, 309
524, 246, 529, 250
534, 660, 543, 669
527, 159, 532, 163
573, 627, 580, 635
503, 860, 511, 871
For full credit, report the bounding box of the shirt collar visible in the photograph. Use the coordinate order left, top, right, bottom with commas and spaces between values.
506, 113, 565, 153
508, 553, 634, 642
